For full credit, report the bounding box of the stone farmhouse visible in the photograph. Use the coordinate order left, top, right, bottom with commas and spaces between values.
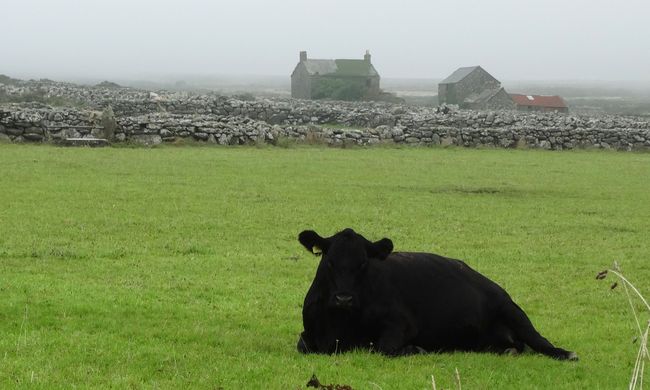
291, 51, 381, 100
510, 94, 569, 113
438, 66, 514, 110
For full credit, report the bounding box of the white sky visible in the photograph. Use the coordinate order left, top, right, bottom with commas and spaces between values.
1, 0, 649, 81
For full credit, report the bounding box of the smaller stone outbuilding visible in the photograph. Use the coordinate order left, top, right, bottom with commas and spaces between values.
291, 51, 381, 101
510, 94, 569, 113
438, 66, 514, 110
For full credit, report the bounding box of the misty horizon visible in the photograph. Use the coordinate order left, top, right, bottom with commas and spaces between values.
2, 0, 650, 83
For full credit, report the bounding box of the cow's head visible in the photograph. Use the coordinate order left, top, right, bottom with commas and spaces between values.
298, 228, 393, 310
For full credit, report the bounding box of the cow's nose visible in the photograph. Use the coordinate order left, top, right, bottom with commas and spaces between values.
335, 294, 353, 305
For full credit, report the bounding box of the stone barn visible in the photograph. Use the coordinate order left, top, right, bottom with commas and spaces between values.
510, 94, 569, 113
438, 66, 514, 110
291, 51, 381, 100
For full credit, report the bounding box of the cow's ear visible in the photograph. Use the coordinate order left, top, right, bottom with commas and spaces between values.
367, 238, 393, 260
298, 230, 329, 256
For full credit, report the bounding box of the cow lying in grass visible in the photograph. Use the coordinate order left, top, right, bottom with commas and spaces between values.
297, 228, 577, 360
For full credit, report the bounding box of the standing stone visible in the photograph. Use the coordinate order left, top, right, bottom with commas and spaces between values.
101, 106, 117, 141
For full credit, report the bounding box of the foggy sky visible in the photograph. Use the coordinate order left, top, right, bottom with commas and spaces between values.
2, 0, 649, 82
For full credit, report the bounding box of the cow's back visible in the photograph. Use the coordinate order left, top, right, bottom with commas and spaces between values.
377, 252, 511, 350
383, 251, 506, 296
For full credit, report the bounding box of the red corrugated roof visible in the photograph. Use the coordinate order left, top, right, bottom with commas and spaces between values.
510, 94, 567, 108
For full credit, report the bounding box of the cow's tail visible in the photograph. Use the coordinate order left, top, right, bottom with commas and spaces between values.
501, 301, 578, 361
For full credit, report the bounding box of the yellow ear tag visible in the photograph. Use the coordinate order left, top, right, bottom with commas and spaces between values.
312, 246, 322, 255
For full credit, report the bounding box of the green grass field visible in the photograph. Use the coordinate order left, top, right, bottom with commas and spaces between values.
1, 144, 649, 389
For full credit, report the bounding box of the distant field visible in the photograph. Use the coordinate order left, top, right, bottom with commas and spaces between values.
1, 144, 649, 388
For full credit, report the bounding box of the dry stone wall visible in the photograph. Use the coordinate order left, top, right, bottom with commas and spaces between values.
0, 103, 103, 143
1, 80, 649, 150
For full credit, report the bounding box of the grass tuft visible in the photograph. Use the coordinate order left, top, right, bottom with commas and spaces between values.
598, 263, 650, 389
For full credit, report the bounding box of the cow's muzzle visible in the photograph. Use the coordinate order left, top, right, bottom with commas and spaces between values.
334, 294, 354, 307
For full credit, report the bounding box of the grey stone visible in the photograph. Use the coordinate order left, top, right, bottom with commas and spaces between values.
59, 138, 109, 147
515, 138, 527, 149
194, 132, 209, 141
90, 127, 104, 138
23, 133, 44, 141
499, 138, 513, 148
131, 134, 162, 146
391, 127, 404, 137
441, 137, 455, 146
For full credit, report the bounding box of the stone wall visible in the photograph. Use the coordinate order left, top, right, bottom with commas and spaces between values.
0, 103, 103, 143
2, 98, 649, 150
1, 79, 649, 150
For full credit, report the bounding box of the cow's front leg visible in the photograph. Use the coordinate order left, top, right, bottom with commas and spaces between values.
375, 332, 412, 356
297, 330, 351, 354
375, 318, 419, 356
297, 331, 312, 354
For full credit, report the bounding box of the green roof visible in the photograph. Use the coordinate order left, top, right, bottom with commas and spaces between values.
332, 59, 378, 77
301, 59, 378, 77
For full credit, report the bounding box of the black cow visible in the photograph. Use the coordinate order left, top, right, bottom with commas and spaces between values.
296, 228, 577, 360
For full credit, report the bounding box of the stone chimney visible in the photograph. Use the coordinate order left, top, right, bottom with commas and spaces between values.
300, 51, 307, 62
364, 50, 371, 62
